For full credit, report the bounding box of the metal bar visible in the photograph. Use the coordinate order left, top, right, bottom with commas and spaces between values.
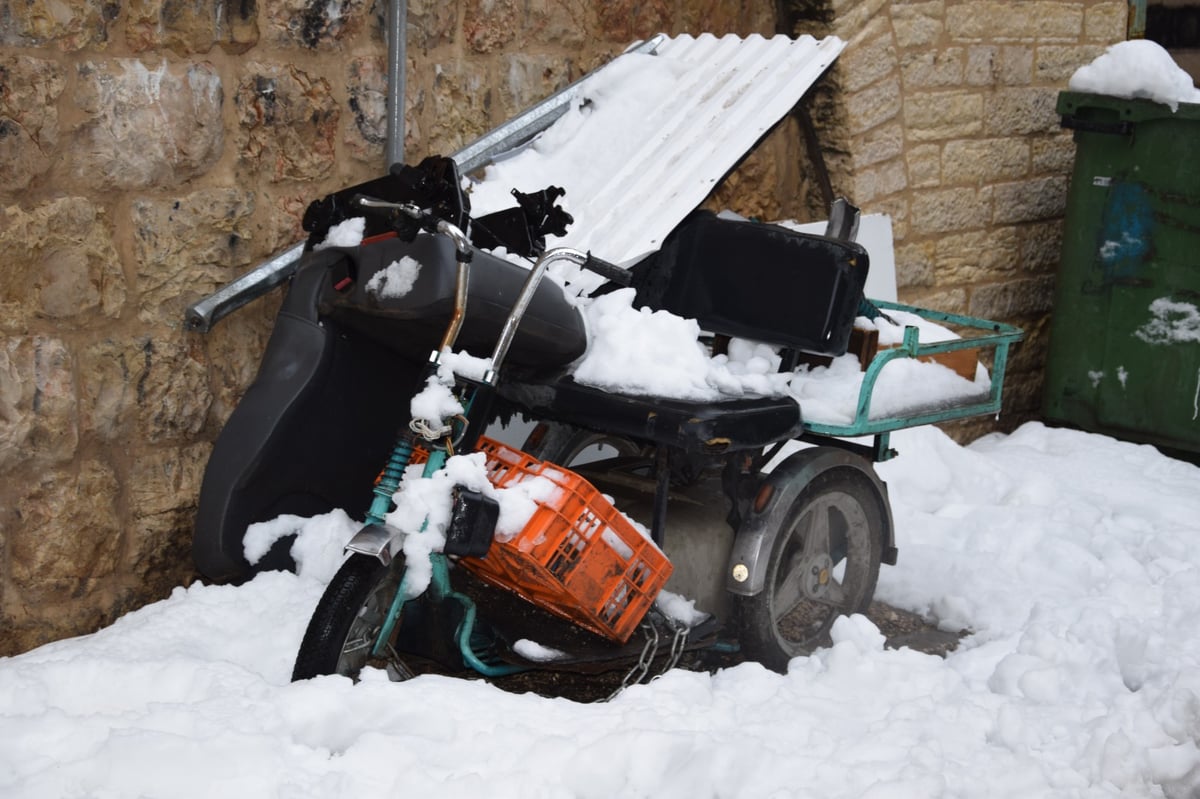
486, 247, 589, 376
386, 0, 408, 167
185, 34, 666, 333
800, 301, 1024, 438
651, 447, 670, 547
184, 242, 304, 332
797, 103, 835, 214
439, 259, 470, 352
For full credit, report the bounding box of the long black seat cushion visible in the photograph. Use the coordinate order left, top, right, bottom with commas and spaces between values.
499, 376, 803, 455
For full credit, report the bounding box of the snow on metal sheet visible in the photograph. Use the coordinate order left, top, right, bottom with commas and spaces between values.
466, 32, 845, 267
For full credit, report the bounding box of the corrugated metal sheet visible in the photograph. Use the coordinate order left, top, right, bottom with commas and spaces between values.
467, 32, 845, 266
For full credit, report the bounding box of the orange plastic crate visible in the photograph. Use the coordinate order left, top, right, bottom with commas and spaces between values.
459, 437, 673, 643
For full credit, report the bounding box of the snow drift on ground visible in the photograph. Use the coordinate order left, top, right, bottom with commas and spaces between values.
1070, 39, 1200, 110
3, 423, 1200, 798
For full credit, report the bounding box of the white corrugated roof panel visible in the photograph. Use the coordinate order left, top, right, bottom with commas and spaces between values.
466, 32, 845, 267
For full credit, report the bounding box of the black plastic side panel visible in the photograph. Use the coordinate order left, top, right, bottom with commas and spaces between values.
193, 254, 422, 582
320, 235, 587, 368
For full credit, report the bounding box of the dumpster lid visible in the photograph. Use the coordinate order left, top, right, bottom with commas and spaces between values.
1058, 90, 1200, 125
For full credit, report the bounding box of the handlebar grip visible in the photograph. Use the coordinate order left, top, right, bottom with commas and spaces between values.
582, 252, 632, 287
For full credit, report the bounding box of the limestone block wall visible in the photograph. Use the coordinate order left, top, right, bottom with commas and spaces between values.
784, 0, 1128, 426
0, 0, 799, 655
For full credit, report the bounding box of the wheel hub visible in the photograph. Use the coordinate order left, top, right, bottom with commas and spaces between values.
801, 552, 835, 600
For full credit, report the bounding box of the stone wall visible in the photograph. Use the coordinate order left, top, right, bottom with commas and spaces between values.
783, 0, 1127, 431
0, 0, 793, 655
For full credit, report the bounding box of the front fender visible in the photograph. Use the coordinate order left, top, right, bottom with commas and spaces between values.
345, 523, 405, 565
725, 446, 897, 597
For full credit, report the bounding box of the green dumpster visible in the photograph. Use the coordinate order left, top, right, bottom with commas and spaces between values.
1043, 91, 1200, 454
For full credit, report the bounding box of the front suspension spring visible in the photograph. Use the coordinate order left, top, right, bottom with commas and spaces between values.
365, 435, 416, 525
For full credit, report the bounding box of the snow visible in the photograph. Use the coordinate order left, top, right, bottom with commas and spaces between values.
365, 256, 422, 299
571, 286, 989, 424
571, 288, 720, 400
790, 354, 987, 425
467, 53, 690, 226
313, 216, 366, 250
513, 639, 567, 663
1069, 39, 1200, 111
656, 589, 710, 628
1136, 298, 1200, 345
408, 352, 493, 435
3, 423, 1200, 797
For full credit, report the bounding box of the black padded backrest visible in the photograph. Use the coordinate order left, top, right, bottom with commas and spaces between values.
632, 212, 870, 356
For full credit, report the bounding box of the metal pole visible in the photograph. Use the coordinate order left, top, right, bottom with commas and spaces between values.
386, 0, 407, 167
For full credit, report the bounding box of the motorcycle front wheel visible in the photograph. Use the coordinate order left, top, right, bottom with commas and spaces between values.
292, 553, 407, 681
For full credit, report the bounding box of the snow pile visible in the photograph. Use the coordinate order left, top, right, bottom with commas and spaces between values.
572, 286, 989, 425
572, 288, 715, 398
1069, 39, 1200, 111
408, 351, 492, 435
792, 309, 989, 425
3, 424, 1200, 797
789, 353, 985, 425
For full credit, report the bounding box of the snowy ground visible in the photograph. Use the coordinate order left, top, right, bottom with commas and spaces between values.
2, 422, 1199, 798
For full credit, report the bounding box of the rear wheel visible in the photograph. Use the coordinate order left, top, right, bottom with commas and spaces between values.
522, 421, 645, 465
292, 553, 408, 681
737, 468, 884, 671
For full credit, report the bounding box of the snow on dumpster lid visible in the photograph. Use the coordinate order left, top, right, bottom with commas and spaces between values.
465, 32, 845, 267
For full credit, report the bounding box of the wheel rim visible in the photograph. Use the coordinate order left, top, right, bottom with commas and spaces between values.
770, 487, 874, 653
335, 564, 403, 678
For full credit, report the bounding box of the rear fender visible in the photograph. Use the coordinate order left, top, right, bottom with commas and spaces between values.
724, 446, 897, 597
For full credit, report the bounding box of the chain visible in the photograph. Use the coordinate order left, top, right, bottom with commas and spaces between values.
605, 621, 660, 701
662, 616, 690, 674
602, 612, 696, 700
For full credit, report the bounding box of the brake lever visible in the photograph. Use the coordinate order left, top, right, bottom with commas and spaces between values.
352, 195, 472, 262
351, 194, 423, 220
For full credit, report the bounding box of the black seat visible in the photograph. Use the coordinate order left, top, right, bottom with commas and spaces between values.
631, 210, 869, 357
500, 376, 803, 455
